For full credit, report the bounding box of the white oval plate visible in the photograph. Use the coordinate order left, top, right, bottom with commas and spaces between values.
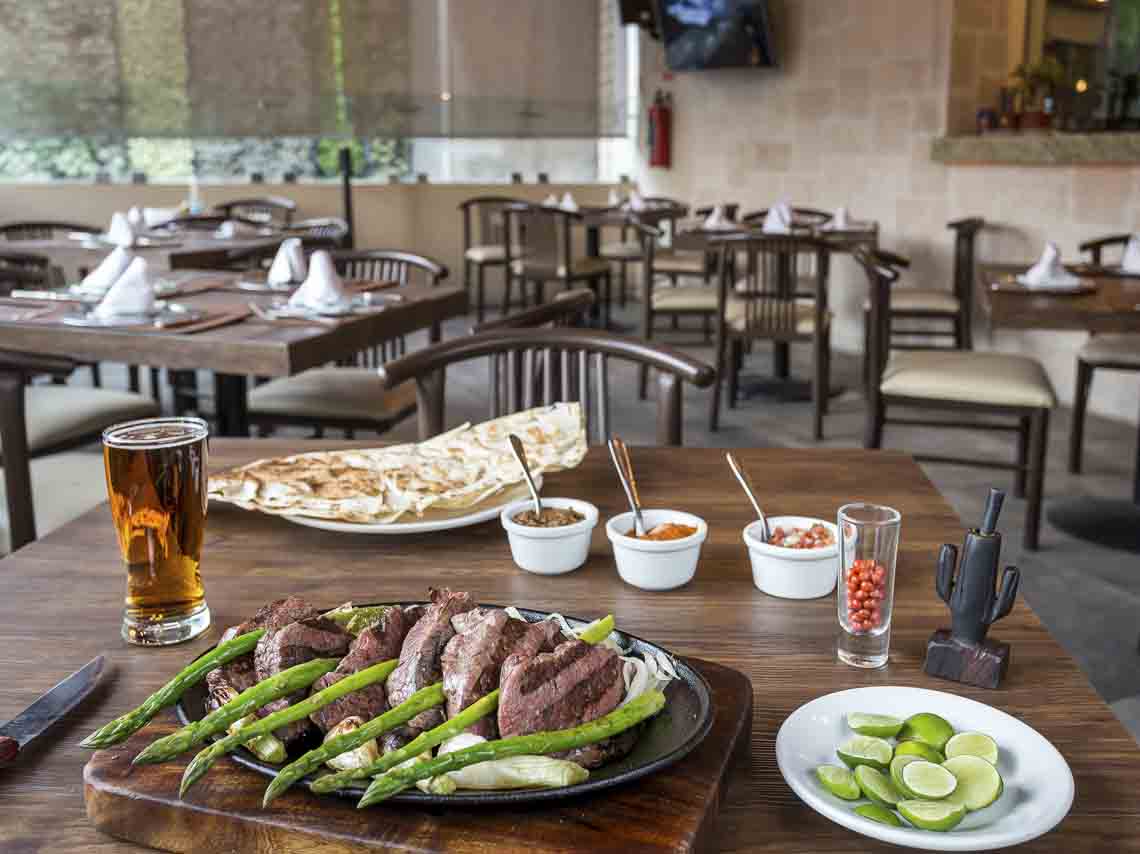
776, 685, 1073, 851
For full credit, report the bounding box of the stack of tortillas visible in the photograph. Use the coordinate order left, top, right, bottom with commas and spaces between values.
207, 403, 586, 524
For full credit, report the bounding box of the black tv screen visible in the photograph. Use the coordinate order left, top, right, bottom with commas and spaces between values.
657, 0, 777, 70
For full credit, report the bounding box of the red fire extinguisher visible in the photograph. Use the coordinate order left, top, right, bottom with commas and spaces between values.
648, 90, 672, 169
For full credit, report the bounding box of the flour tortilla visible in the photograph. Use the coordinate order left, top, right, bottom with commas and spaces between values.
207, 403, 586, 524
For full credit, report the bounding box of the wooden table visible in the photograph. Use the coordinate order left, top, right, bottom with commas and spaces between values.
3, 443, 1137, 852
977, 262, 1140, 551
0, 278, 467, 435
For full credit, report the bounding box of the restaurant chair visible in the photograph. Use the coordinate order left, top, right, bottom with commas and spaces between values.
155, 214, 263, 233
0, 349, 157, 552
600, 197, 687, 308
471, 288, 595, 333
288, 217, 350, 247
459, 196, 521, 323
708, 234, 834, 440
857, 248, 1054, 550
739, 206, 831, 228
376, 328, 715, 446
213, 196, 296, 227
0, 251, 53, 294
0, 221, 101, 241
1079, 233, 1133, 266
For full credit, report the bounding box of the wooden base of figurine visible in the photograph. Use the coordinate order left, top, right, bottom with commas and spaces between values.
924, 629, 1010, 689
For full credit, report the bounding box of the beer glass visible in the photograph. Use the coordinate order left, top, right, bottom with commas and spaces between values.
102, 417, 210, 645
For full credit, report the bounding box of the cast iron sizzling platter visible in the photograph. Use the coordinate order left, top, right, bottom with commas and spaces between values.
176, 604, 714, 805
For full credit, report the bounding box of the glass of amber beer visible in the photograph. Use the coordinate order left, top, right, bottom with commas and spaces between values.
102, 417, 210, 645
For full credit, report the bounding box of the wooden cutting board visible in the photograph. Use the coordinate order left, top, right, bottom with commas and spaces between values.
84, 658, 751, 853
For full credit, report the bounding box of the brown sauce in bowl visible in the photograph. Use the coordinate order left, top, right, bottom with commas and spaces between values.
626, 522, 698, 541
513, 506, 585, 528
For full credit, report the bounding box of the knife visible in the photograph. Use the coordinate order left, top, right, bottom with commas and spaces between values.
0, 655, 105, 766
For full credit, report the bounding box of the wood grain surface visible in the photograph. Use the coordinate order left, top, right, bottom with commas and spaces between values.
977, 262, 1140, 332
1, 443, 1138, 852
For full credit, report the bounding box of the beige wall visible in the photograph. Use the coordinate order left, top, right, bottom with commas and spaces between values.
634, 0, 1139, 426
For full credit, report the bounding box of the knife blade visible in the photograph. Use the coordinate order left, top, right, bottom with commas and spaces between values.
0, 655, 105, 765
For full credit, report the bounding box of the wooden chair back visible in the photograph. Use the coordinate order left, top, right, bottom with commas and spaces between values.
1080, 233, 1132, 266
694, 203, 739, 221
740, 207, 832, 227
287, 217, 349, 246
0, 251, 52, 292
505, 203, 580, 278
378, 328, 714, 446
213, 196, 296, 226
459, 196, 520, 253
948, 217, 984, 345
853, 246, 907, 398
331, 249, 447, 286
156, 214, 262, 233
0, 221, 100, 240
472, 289, 594, 333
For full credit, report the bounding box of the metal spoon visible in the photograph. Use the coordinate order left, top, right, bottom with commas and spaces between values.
508, 433, 543, 518
608, 436, 647, 537
726, 452, 770, 542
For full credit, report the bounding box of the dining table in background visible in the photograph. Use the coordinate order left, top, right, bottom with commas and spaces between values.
1, 443, 1137, 852
977, 262, 1140, 551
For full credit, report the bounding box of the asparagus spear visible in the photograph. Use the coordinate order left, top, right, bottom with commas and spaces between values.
132, 657, 340, 765
80, 628, 266, 749
310, 614, 616, 795
358, 689, 665, 807
179, 658, 398, 797
262, 682, 446, 805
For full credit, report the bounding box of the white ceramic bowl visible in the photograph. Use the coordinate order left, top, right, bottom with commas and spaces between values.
605, 509, 708, 591
500, 498, 598, 575
743, 515, 838, 599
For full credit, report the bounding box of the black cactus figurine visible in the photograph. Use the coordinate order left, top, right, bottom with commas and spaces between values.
924, 488, 1020, 689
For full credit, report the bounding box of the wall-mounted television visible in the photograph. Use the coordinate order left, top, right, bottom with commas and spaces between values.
657, 0, 777, 70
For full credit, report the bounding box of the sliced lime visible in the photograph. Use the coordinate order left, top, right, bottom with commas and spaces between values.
854, 803, 903, 827
847, 712, 904, 738
854, 765, 902, 808
945, 731, 999, 766
901, 760, 958, 800
898, 712, 955, 751
894, 739, 945, 764
890, 754, 922, 798
815, 764, 861, 800
943, 754, 1004, 811
897, 799, 967, 831
836, 735, 893, 772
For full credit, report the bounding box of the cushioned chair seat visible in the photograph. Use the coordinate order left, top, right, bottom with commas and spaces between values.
510, 256, 610, 278
726, 300, 828, 335
881, 351, 1055, 409
861, 288, 960, 313
1079, 333, 1140, 366
651, 285, 718, 312
654, 251, 707, 275
248, 368, 417, 424
464, 244, 520, 263
22, 385, 158, 454
600, 240, 642, 259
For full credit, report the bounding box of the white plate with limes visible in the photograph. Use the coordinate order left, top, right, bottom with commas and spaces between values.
776, 686, 1074, 850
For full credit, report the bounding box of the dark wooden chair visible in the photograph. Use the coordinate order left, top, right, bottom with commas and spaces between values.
0, 349, 158, 552
739, 206, 832, 228
0, 221, 101, 241
600, 197, 688, 308
708, 234, 833, 440
377, 328, 715, 446
288, 217, 350, 247
459, 196, 521, 323
1068, 235, 1140, 475
332, 249, 447, 288
857, 248, 1054, 550
154, 214, 263, 233
652, 200, 726, 289
213, 196, 296, 227
0, 251, 53, 293
472, 288, 595, 333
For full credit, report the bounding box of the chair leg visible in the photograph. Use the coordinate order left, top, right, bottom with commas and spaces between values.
1014, 415, 1029, 498
954, 312, 966, 350
862, 307, 871, 391
702, 314, 711, 343
149, 367, 161, 403
500, 270, 514, 316
128, 365, 140, 393
619, 261, 628, 309
708, 337, 725, 432
90, 362, 103, 388
463, 259, 471, 310
1068, 359, 1093, 474
475, 263, 485, 324
1024, 408, 1050, 551
603, 272, 612, 329
864, 398, 885, 449
727, 339, 741, 409
813, 337, 826, 441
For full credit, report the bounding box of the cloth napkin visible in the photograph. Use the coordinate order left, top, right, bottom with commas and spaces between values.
762, 201, 793, 234
821, 206, 851, 231
625, 191, 647, 212
608, 188, 622, 207
703, 205, 735, 231
542, 194, 559, 207
267, 238, 308, 285
127, 206, 144, 230
215, 219, 261, 239
288, 250, 350, 311
1121, 235, 1140, 273
559, 192, 579, 212
143, 206, 180, 228
77, 246, 134, 295
1018, 242, 1080, 288
92, 258, 155, 318
106, 212, 138, 247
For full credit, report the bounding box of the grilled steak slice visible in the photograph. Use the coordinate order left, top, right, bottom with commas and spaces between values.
205, 596, 319, 710
254, 615, 351, 743
309, 607, 410, 732
383, 588, 476, 744
497, 639, 624, 768
441, 611, 563, 738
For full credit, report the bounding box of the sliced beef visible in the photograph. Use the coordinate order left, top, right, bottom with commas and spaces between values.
563, 725, 641, 769
441, 611, 563, 738
309, 607, 410, 732
497, 639, 625, 768
383, 588, 476, 748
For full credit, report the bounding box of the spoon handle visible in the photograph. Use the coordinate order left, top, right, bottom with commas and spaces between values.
608, 437, 646, 536
726, 452, 770, 542
508, 433, 543, 517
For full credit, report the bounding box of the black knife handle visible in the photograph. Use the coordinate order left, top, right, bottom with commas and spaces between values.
0, 736, 17, 765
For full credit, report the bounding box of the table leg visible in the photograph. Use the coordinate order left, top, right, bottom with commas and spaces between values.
213, 373, 249, 437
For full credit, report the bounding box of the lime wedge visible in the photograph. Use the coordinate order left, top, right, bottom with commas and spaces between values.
854, 765, 902, 808
897, 799, 967, 831
894, 739, 945, 764
847, 712, 904, 738
854, 803, 902, 827
890, 754, 922, 798
898, 712, 955, 751
836, 735, 893, 771
901, 760, 958, 800
945, 731, 999, 766
815, 764, 862, 800
943, 754, 1004, 811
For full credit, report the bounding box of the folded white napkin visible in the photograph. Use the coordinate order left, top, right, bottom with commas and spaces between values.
267, 238, 308, 285
92, 258, 154, 318
106, 212, 137, 247
542, 194, 559, 208
215, 219, 261, 239
127, 206, 144, 230
288, 250, 350, 311
1122, 234, 1140, 273
1018, 242, 1080, 288
703, 205, 735, 231
627, 191, 647, 212
608, 188, 621, 207
77, 246, 134, 295
143, 206, 180, 229
762, 201, 793, 234
559, 192, 579, 212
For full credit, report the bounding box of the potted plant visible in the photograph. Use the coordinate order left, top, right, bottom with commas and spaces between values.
1011, 57, 1065, 130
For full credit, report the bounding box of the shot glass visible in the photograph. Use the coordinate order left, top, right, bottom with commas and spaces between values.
836, 502, 901, 668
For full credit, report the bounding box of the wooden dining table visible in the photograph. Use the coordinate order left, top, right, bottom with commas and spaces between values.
976, 262, 1140, 551
2, 442, 1137, 852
